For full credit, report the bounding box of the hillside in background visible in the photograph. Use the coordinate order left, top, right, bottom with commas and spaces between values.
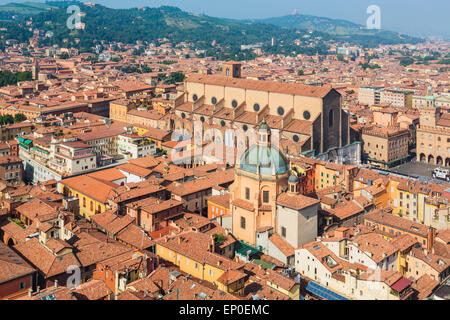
0, 1, 57, 20
253, 13, 418, 45
0, 1, 422, 57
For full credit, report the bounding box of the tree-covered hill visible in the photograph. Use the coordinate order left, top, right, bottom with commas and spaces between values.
0, 1, 423, 58
253, 13, 421, 46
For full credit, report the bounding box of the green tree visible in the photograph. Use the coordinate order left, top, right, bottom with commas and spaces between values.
14, 113, 27, 123
59, 52, 70, 59
297, 69, 304, 76
400, 58, 414, 67
164, 71, 185, 84
0, 114, 14, 125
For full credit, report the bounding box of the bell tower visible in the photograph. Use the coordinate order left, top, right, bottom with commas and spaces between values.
222, 61, 241, 78
288, 173, 299, 195
257, 118, 271, 147
419, 105, 440, 127
32, 58, 39, 80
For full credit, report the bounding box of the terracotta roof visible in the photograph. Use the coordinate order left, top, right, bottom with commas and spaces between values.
60, 175, 118, 203
216, 269, 246, 286
186, 74, 332, 98
206, 194, 230, 209
409, 247, 450, 273
16, 198, 58, 222
269, 233, 295, 257
71, 231, 133, 268
276, 192, 319, 211
72, 279, 112, 300
127, 155, 160, 169
232, 198, 255, 212
352, 233, 398, 263
390, 233, 419, 252
364, 210, 430, 237
14, 238, 81, 278
0, 241, 35, 284
411, 274, 439, 300
117, 163, 152, 178
116, 224, 154, 250
87, 168, 126, 182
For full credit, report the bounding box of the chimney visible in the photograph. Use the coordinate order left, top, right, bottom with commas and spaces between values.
36, 286, 40, 294
28, 288, 33, 297
54, 280, 58, 288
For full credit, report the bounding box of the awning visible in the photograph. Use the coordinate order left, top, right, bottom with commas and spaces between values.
391, 277, 412, 292
305, 281, 348, 300
19, 142, 30, 149
235, 241, 261, 257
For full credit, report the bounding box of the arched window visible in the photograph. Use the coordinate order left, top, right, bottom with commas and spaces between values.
263, 190, 269, 203
328, 109, 334, 127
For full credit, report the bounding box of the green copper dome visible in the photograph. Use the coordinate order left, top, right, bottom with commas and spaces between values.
258, 118, 271, 133
239, 144, 288, 175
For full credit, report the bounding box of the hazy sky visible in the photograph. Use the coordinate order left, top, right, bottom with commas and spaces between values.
2, 0, 449, 39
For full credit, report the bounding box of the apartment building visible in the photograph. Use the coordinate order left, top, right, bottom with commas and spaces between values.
358, 87, 381, 106
0, 155, 23, 186
51, 141, 97, 175
380, 89, 413, 108
296, 241, 414, 300
78, 127, 128, 157
362, 126, 410, 168
117, 134, 156, 159
363, 210, 436, 250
